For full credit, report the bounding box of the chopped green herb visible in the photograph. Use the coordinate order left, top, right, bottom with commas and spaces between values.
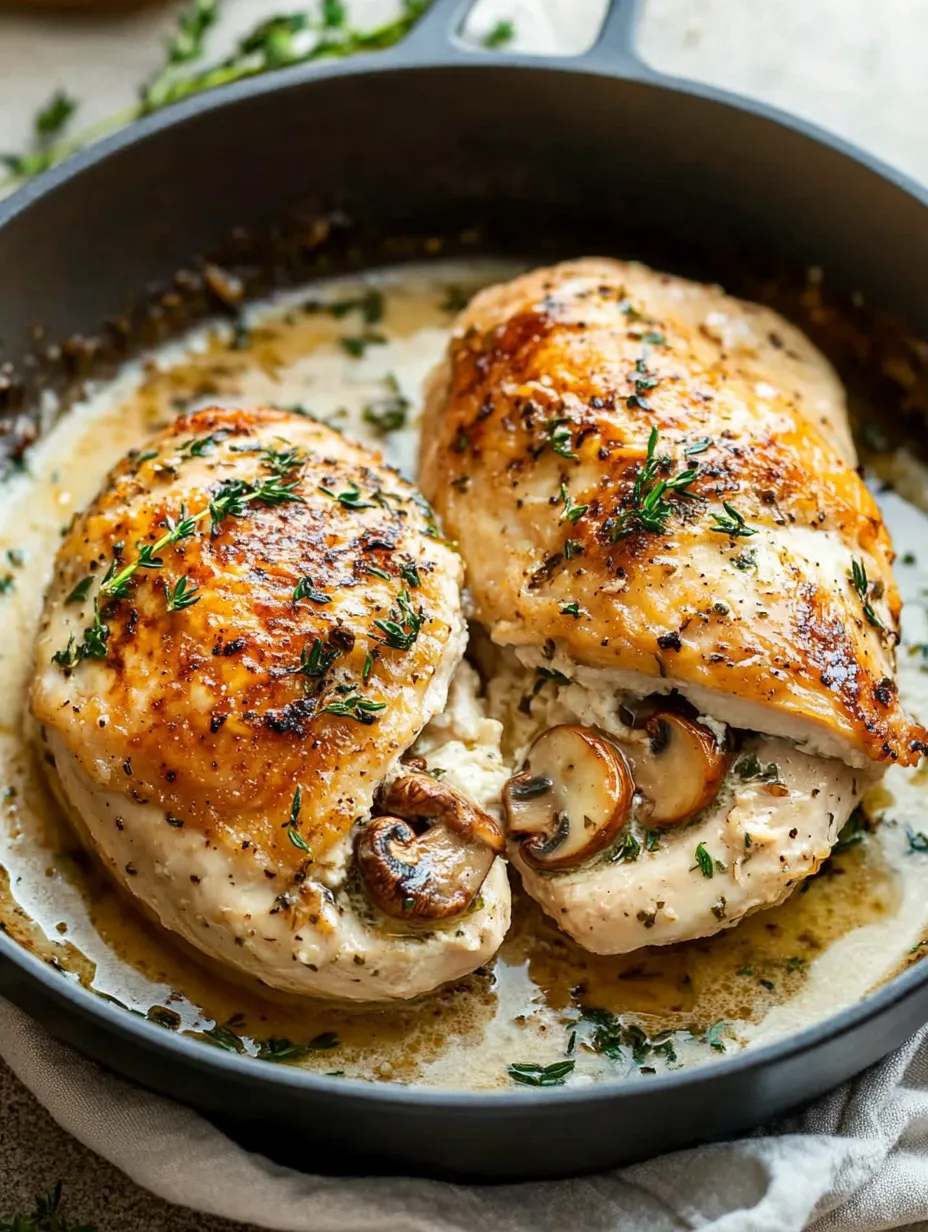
441, 285, 470, 313
610, 427, 700, 539
850, 557, 885, 631
710, 502, 757, 539
559, 482, 589, 524
735, 754, 782, 783
684, 437, 712, 457
284, 785, 310, 853
363, 564, 391, 581
362, 376, 410, 434
785, 955, 807, 973
642, 331, 665, 346
341, 333, 387, 358
612, 832, 641, 863
293, 576, 331, 605
832, 808, 866, 855
374, 589, 424, 651
732, 548, 757, 571
362, 649, 377, 683
318, 481, 375, 510
179, 429, 228, 457
203, 1023, 246, 1053
166, 575, 201, 613
645, 829, 662, 852
399, 563, 421, 588
483, 19, 515, 49
905, 824, 928, 854
560, 602, 581, 618
693, 842, 714, 878
321, 692, 387, 725
704, 1020, 731, 1052
0, 575, 15, 596
545, 417, 577, 460
564, 538, 584, 561
328, 288, 384, 324
293, 638, 340, 680
507, 1059, 574, 1087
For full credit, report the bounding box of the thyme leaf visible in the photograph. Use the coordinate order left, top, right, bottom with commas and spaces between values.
284, 785, 310, 853
321, 692, 387, 724
293, 576, 331, 605
710, 501, 757, 538
483, 20, 516, 49
166, 575, 201, 613
850, 557, 885, 631
610, 427, 700, 539
374, 589, 423, 651
693, 842, 714, 878
559, 482, 588, 524
507, 1059, 574, 1087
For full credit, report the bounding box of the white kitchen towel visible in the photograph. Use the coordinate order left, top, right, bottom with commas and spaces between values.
3, 997, 928, 1232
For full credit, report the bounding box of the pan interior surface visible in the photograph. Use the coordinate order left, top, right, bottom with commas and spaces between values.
2, 252, 928, 1097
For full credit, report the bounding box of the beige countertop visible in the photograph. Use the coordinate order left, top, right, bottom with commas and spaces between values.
1, 0, 927, 1226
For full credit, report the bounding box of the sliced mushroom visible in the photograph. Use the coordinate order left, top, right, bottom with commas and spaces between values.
624, 710, 728, 826
502, 725, 633, 870
356, 771, 504, 921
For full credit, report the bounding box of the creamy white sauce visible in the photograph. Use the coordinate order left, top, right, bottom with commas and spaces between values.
0, 258, 926, 1089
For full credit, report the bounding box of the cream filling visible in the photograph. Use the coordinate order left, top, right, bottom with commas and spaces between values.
488, 654, 864, 953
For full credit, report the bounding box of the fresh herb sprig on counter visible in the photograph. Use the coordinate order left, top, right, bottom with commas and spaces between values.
1, 2, 435, 191
2, 90, 78, 180
0, 1182, 97, 1232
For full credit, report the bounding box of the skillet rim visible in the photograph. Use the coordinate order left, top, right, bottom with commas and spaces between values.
2, 42, 928, 1112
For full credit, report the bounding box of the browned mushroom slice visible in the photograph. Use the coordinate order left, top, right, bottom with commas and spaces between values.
502, 725, 633, 870
355, 771, 504, 921
625, 711, 728, 826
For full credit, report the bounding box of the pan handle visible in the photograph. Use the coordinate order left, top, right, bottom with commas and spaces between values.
398, 0, 655, 79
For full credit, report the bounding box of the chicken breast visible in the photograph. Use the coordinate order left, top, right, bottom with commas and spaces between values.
32, 406, 509, 999
420, 258, 924, 952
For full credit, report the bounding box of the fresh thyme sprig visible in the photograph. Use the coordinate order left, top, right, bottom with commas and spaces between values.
709, 502, 757, 539
610, 427, 700, 539
2, 89, 78, 179
100, 473, 303, 600
374, 589, 424, 651
166, 575, 201, 613
293, 637, 340, 679
283, 785, 310, 853
321, 691, 386, 724
1, 1, 433, 190
318, 481, 375, 510
850, 557, 885, 631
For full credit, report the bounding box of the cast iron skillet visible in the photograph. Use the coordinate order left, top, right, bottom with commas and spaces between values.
2, 0, 928, 1182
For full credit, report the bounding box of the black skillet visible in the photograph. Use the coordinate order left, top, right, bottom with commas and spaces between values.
2, 0, 928, 1182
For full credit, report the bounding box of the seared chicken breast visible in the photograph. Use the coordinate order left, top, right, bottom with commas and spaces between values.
420, 258, 924, 953
32, 406, 509, 999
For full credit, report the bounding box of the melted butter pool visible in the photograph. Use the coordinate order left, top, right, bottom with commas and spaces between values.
1, 259, 927, 1090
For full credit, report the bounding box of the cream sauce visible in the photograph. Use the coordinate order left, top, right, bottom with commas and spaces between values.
1, 259, 927, 1090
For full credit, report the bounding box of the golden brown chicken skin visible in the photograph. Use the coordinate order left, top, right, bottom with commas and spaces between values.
32, 406, 510, 999
420, 259, 925, 770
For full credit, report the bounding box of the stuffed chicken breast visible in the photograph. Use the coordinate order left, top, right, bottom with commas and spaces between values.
32, 406, 509, 999
419, 258, 925, 953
